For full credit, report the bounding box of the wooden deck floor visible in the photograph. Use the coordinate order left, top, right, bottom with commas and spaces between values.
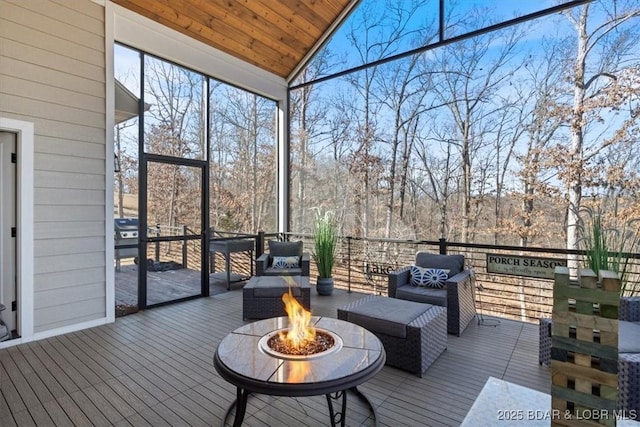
0, 288, 550, 426
115, 265, 242, 308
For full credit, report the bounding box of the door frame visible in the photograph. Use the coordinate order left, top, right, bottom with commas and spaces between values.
138, 153, 209, 309
1, 131, 16, 335
0, 117, 34, 347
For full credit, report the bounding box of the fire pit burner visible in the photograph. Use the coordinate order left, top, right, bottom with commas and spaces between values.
259, 328, 343, 360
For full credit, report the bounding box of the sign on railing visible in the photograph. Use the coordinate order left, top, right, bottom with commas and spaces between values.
365, 262, 398, 277
486, 254, 567, 279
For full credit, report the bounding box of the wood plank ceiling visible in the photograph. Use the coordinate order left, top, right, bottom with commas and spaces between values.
112, 0, 355, 79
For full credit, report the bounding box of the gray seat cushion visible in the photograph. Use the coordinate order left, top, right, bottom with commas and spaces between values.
396, 285, 447, 307
263, 267, 303, 276
619, 320, 640, 353
415, 252, 465, 277
344, 296, 432, 339
252, 280, 302, 298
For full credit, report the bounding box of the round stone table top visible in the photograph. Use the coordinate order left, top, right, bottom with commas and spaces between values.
214, 316, 385, 397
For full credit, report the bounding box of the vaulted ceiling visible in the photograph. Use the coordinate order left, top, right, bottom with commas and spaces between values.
111, 0, 357, 80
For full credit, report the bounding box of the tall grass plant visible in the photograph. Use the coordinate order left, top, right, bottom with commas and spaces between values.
313, 211, 337, 279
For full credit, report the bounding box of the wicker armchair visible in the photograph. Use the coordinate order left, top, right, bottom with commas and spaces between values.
255, 240, 310, 277
388, 252, 476, 336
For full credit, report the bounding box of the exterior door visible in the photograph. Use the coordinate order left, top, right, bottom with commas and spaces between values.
139, 156, 208, 308
0, 132, 16, 335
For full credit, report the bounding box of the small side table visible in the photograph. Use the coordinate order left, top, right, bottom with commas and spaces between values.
209, 239, 254, 290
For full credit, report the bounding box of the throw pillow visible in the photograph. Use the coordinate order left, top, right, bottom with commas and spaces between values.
410, 265, 448, 288
272, 255, 300, 269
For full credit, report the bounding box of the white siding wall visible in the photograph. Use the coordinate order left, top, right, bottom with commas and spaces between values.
0, 0, 106, 333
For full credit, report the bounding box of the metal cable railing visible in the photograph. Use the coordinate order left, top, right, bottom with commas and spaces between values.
284, 233, 640, 324
123, 228, 640, 323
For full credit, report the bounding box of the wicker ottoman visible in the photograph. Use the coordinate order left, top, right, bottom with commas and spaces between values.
337, 295, 447, 377
539, 317, 552, 367
243, 276, 310, 320
619, 317, 640, 413
619, 352, 640, 413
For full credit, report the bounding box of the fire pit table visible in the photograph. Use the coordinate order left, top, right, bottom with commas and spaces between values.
214, 316, 386, 427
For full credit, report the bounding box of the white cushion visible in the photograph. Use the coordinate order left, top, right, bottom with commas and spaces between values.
272, 255, 300, 269
410, 265, 448, 288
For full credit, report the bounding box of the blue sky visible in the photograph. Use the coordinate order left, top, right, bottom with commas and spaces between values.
306, 0, 575, 82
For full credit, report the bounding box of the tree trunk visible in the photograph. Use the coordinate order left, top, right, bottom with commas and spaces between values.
296, 85, 310, 232
566, 7, 588, 274
115, 125, 124, 218
251, 96, 258, 232
461, 126, 472, 243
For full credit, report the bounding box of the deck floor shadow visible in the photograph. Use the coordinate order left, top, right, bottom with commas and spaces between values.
115, 264, 243, 308
0, 287, 550, 426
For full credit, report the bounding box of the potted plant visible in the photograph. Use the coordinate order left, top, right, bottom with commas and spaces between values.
577, 206, 640, 296
313, 210, 337, 295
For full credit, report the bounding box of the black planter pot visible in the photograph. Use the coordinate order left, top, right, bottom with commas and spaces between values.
316, 277, 334, 295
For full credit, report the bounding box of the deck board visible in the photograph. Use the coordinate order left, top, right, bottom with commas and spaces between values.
54, 395, 92, 427
67, 390, 112, 426
26, 342, 80, 395
12, 407, 37, 426
42, 398, 75, 425
0, 288, 551, 426
115, 264, 235, 309
128, 407, 170, 426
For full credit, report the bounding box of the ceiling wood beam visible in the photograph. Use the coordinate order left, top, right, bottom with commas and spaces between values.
184, 0, 309, 62
112, 0, 353, 78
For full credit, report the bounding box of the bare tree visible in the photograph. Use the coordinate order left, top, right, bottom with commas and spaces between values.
508, 37, 570, 248
485, 93, 526, 245
376, 51, 435, 240
342, 0, 423, 237
289, 48, 334, 232
431, 7, 525, 242
114, 119, 137, 218
413, 133, 459, 239
143, 57, 205, 231
213, 88, 277, 232
561, 0, 640, 253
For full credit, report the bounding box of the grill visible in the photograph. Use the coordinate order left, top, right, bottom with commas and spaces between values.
0, 304, 10, 342
114, 218, 139, 263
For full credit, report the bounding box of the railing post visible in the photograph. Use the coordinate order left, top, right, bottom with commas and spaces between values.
182, 225, 187, 267
439, 238, 447, 255
256, 231, 265, 258
347, 236, 352, 293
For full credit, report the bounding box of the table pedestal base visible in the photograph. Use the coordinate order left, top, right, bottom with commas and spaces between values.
222, 386, 379, 427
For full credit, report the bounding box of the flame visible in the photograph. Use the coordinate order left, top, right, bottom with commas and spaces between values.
286, 361, 309, 383
280, 284, 315, 348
